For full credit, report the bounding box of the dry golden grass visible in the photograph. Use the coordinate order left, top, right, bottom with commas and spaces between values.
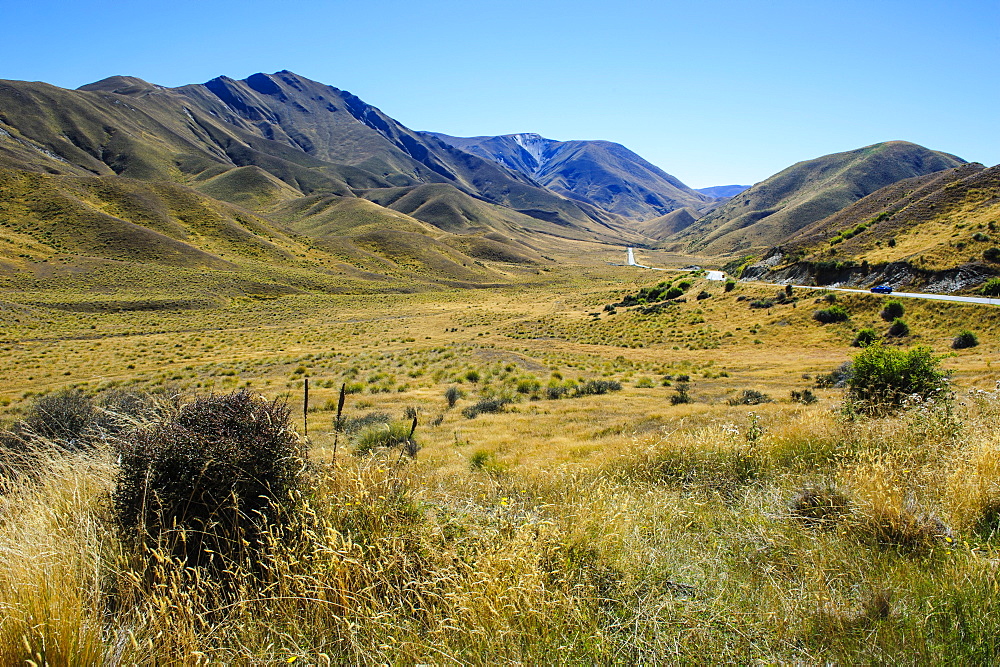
1, 263, 999, 662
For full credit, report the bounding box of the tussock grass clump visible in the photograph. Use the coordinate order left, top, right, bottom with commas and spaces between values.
947, 444, 1000, 539
728, 388, 773, 405
341, 410, 392, 434
844, 460, 952, 553
114, 389, 307, 571
462, 396, 513, 419
352, 418, 418, 457
789, 481, 852, 527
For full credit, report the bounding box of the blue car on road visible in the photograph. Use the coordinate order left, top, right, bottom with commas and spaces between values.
870, 284, 892, 294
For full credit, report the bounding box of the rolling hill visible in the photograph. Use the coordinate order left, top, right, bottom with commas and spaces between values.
742, 162, 1000, 292
426, 132, 711, 220
665, 141, 966, 256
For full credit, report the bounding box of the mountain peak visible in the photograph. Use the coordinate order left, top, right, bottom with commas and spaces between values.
78, 75, 158, 95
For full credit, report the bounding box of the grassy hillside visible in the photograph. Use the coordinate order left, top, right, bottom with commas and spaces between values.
744, 163, 1000, 291
0, 165, 556, 303
1, 73, 634, 249
636, 206, 703, 239
668, 142, 966, 256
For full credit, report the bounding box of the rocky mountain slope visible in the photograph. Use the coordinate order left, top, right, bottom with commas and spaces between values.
426, 132, 711, 220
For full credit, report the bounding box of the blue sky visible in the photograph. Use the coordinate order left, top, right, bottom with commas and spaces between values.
3, 0, 997, 187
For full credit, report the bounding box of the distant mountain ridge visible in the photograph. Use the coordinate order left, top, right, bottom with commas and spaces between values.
0, 69, 980, 295
426, 132, 711, 221
695, 185, 749, 199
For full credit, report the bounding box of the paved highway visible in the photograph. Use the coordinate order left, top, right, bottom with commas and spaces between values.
791, 284, 1000, 306
621, 248, 999, 306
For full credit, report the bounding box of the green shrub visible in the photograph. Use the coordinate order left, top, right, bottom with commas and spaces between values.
952, 330, 979, 349
670, 381, 692, 405
728, 389, 773, 405
444, 386, 464, 408
114, 390, 306, 570
750, 299, 774, 309
881, 300, 905, 321
983, 247, 1000, 262
852, 327, 880, 348
981, 277, 1000, 296
846, 343, 947, 415
21, 389, 97, 449
887, 317, 910, 337
813, 305, 848, 323
790, 389, 818, 404
576, 379, 622, 396
464, 370, 481, 383
724, 280, 736, 292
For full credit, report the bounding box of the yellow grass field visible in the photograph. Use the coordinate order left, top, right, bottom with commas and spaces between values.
1, 257, 999, 663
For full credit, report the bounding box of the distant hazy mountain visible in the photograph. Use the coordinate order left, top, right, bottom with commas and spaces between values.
695, 185, 749, 199
425, 132, 710, 221
666, 141, 966, 255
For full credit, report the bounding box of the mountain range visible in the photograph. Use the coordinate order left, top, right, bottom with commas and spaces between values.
425, 132, 714, 221
0, 69, 993, 297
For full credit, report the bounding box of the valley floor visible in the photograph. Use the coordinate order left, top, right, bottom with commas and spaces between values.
1, 264, 999, 662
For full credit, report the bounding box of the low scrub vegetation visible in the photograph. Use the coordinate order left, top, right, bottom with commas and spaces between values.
1, 267, 999, 663
813, 304, 849, 323
952, 329, 979, 349
846, 342, 947, 415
